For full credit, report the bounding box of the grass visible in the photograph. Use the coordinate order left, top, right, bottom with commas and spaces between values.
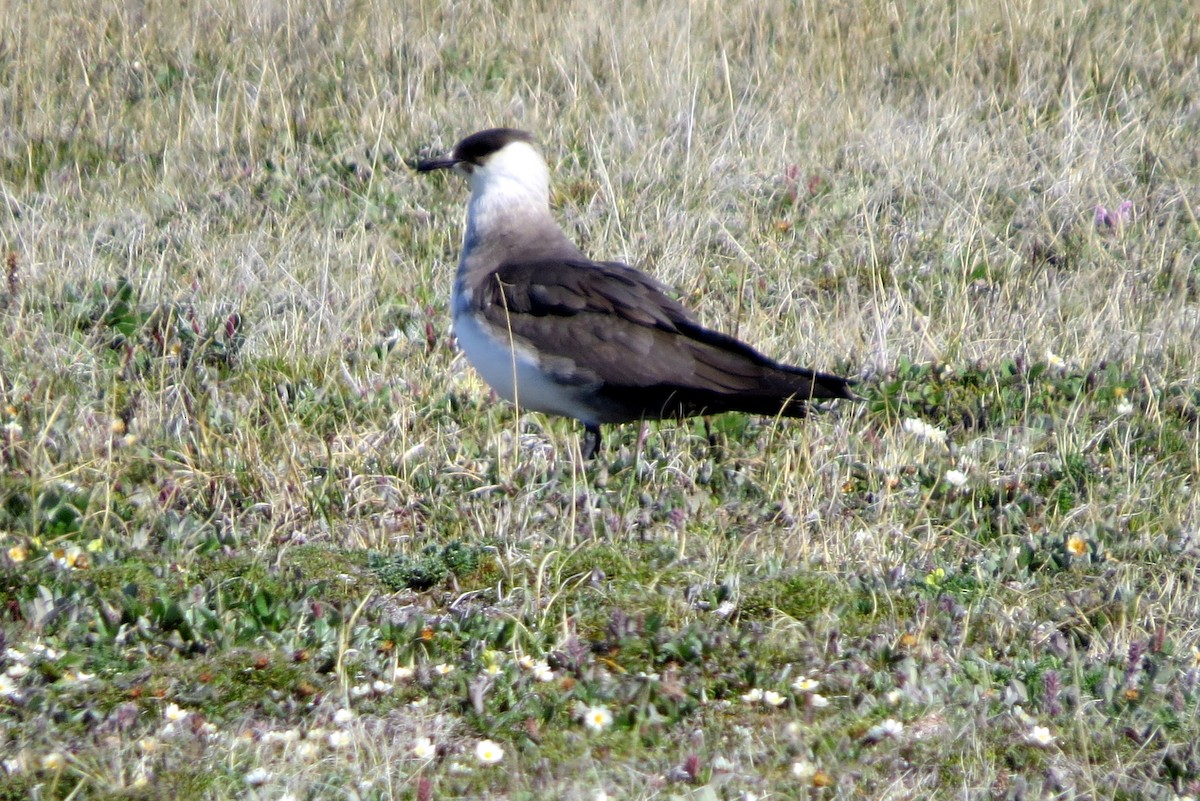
1, 0, 1199, 798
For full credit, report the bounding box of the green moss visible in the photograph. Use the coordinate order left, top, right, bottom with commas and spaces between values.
740, 572, 849, 621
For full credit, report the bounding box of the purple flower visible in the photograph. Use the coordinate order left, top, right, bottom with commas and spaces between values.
1095, 200, 1134, 231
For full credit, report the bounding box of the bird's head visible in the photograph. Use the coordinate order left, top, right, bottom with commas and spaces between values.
417, 128, 550, 208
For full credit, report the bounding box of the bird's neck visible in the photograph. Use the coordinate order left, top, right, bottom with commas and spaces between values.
453, 182, 584, 316
462, 179, 553, 256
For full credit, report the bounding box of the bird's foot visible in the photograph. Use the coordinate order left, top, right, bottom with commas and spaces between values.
581, 424, 602, 460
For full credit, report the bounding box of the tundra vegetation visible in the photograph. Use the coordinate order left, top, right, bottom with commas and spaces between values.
0, 1, 1198, 799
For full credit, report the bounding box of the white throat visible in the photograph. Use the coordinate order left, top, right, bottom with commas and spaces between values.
461, 141, 553, 254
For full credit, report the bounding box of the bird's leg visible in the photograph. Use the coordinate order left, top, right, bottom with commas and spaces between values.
581, 424, 603, 460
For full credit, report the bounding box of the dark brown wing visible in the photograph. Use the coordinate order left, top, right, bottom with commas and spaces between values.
474, 259, 853, 422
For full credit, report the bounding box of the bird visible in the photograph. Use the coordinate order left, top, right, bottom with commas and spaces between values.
415, 128, 854, 459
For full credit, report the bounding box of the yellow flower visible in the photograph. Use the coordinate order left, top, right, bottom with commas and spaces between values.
6, 544, 27, 563
40, 752, 66, 771
812, 770, 835, 787
1066, 536, 1088, 556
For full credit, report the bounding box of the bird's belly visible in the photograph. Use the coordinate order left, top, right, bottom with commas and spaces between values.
453, 313, 598, 423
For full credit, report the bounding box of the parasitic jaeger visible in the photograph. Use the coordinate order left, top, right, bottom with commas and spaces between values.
416, 128, 854, 458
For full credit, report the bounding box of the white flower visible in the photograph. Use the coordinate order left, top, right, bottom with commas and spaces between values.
262, 729, 299, 747
393, 665, 415, 681
532, 661, 554, 682
1045, 349, 1066, 370
244, 767, 271, 786
475, 739, 504, 765
434, 663, 454, 676
792, 760, 816, 779
0, 671, 20, 695
163, 703, 189, 722
1025, 725, 1054, 747
885, 688, 904, 705
333, 708, 354, 726
413, 737, 436, 759
741, 688, 764, 703
372, 680, 394, 694
763, 691, 787, 707
5, 663, 29, 679
714, 600, 737, 617
49, 546, 85, 569
1116, 400, 1134, 416
583, 705, 613, 732
944, 469, 968, 488
902, 417, 947, 445
328, 730, 352, 749
517, 655, 537, 670
351, 682, 372, 698
866, 718, 904, 741
297, 741, 321, 760
808, 693, 830, 708
791, 676, 819, 693
30, 642, 61, 660
482, 663, 503, 677
40, 752, 66, 771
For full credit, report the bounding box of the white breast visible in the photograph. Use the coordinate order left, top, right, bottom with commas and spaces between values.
452, 310, 599, 424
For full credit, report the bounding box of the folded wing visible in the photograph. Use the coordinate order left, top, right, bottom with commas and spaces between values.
472, 259, 853, 423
